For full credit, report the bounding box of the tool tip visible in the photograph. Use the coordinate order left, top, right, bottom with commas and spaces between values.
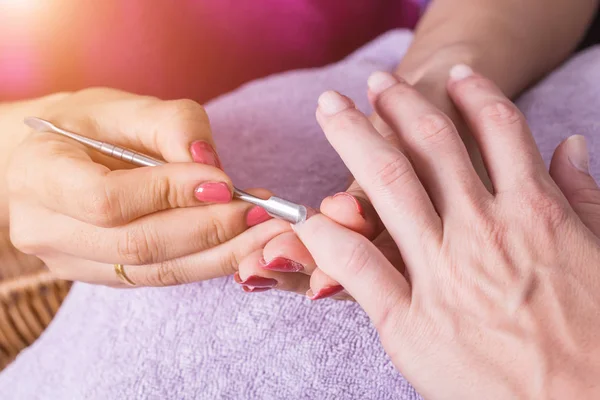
24, 117, 55, 132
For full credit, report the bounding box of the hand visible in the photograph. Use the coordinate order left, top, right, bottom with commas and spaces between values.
294, 67, 600, 398
7, 88, 289, 286
234, 49, 490, 299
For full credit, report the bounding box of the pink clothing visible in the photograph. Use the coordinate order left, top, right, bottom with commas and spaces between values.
0, 0, 421, 102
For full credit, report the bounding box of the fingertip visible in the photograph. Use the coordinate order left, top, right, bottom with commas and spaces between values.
367, 71, 400, 95
448, 64, 474, 83
190, 140, 222, 169
317, 91, 355, 117
320, 193, 365, 225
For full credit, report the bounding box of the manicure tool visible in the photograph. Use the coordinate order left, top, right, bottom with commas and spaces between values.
24, 117, 311, 224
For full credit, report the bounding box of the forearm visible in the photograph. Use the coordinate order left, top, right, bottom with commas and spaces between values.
397, 0, 599, 97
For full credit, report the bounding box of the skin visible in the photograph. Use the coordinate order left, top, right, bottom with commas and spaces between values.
0, 0, 599, 285
238, 0, 600, 297
1, 88, 289, 285
294, 68, 600, 398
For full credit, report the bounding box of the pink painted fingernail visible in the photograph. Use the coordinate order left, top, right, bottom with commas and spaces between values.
234, 272, 278, 288
307, 285, 344, 300
246, 206, 272, 227
194, 182, 232, 203
318, 91, 352, 116
242, 286, 272, 293
260, 257, 304, 273
449, 64, 474, 82
190, 141, 222, 168
332, 192, 365, 217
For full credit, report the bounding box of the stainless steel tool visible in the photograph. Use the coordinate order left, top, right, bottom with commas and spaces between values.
24, 117, 310, 224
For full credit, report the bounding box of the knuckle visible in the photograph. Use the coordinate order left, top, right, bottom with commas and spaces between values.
376, 83, 410, 110
474, 215, 507, 250
328, 109, 369, 133
80, 181, 126, 228
219, 249, 240, 277
339, 239, 373, 277
164, 98, 209, 129
196, 217, 232, 250
566, 186, 600, 207
519, 183, 569, 228
9, 228, 39, 255
116, 226, 161, 265
372, 153, 413, 190
478, 100, 523, 130
147, 259, 189, 287
412, 113, 456, 145
150, 174, 180, 210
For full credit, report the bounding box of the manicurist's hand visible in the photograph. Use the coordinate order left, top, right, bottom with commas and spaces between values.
294, 66, 600, 399
6, 88, 288, 286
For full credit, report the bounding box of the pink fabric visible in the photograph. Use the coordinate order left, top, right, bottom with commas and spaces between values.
0, 0, 421, 102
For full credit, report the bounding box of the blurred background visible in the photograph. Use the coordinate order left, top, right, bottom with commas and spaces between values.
0, 0, 421, 103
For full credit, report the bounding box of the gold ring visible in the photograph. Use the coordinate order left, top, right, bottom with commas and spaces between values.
114, 264, 136, 286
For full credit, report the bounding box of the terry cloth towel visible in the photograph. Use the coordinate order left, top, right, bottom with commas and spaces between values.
1, 30, 599, 399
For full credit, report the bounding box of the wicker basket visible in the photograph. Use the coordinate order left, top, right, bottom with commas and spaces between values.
0, 231, 72, 371
0, 271, 71, 370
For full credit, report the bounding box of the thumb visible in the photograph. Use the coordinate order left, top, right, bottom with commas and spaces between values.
550, 135, 600, 236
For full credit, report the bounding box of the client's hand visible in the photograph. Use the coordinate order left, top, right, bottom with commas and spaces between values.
7, 88, 288, 286
294, 67, 600, 398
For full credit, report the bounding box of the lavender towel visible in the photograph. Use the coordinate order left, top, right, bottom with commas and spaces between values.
1, 30, 599, 399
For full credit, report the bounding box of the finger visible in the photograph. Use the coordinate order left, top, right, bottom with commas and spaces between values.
316, 90, 441, 264
550, 135, 600, 236
10, 140, 234, 227
236, 249, 310, 295
42, 89, 217, 163
368, 71, 488, 213
261, 231, 315, 274
308, 269, 345, 300
320, 188, 382, 239
446, 64, 547, 193
308, 230, 405, 301
121, 218, 292, 286
11, 189, 272, 266
294, 215, 410, 331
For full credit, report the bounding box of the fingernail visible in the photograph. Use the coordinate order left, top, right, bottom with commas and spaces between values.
234, 272, 278, 288
449, 64, 474, 81
318, 91, 352, 116
242, 286, 272, 293
194, 182, 232, 203
246, 206, 272, 227
260, 257, 304, 272
332, 192, 365, 217
190, 141, 222, 168
367, 71, 398, 94
307, 285, 344, 301
566, 135, 590, 174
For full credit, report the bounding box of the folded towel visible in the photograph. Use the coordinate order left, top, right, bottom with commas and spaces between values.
1, 31, 599, 400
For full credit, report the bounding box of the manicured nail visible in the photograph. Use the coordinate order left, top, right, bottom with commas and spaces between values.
194, 182, 232, 203
318, 91, 352, 116
260, 257, 304, 272
449, 64, 474, 81
190, 141, 222, 168
246, 206, 272, 227
367, 71, 398, 94
242, 286, 272, 293
307, 285, 344, 300
332, 192, 365, 217
234, 272, 278, 288
566, 135, 590, 174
